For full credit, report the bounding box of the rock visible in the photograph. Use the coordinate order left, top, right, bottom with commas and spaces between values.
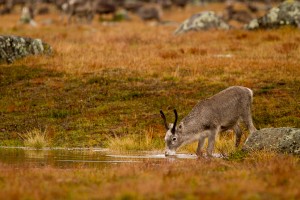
174, 11, 230, 35
243, 127, 300, 155
245, 0, 300, 30
137, 5, 162, 22
159, 0, 172, 10
171, 0, 189, 8
0, 35, 52, 64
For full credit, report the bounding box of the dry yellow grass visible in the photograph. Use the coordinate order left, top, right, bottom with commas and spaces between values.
2, 5, 299, 80
18, 128, 48, 149
106, 127, 164, 151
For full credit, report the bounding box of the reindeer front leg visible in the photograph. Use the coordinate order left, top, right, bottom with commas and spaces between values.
207, 129, 218, 157
196, 135, 206, 157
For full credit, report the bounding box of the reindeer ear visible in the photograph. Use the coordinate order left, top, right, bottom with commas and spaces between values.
168, 123, 173, 129
178, 123, 183, 130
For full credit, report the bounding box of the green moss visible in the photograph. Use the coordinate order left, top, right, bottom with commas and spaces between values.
257, 85, 276, 94
87, 76, 114, 85
226, 150, 248, 161
0, 139, 23, 146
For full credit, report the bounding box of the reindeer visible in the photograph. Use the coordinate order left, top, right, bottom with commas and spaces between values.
160, 86, 257, 157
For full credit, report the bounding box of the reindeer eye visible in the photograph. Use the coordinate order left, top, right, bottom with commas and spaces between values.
172, 137, 177, 141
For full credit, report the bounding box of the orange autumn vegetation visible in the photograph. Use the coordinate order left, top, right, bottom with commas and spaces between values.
0, 152, 299, 200
0, 3, 300, 199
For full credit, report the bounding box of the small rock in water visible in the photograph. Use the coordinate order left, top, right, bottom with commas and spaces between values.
243, 127, 300, 155
0, 35, 52, 63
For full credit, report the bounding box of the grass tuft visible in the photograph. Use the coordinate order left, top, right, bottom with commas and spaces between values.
19, 129, 49, 149
106, 128, 164, 152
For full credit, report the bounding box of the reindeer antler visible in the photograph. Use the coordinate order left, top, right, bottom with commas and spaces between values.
171, 109, 178, 134
160, 110, 169, 130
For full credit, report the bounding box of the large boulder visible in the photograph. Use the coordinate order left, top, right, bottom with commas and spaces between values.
0, 35, 52, 64
245, 1, 300, 30
174, 11, 230, 35
243, 128, 300, 155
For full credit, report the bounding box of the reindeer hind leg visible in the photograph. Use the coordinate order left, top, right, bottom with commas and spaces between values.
233, 123, 242, 147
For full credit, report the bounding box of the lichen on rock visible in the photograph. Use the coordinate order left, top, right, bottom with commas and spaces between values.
0, 35, 52, 64
174, 11, 230, 35
243, 127, 300, 155
245, 0, 300, 30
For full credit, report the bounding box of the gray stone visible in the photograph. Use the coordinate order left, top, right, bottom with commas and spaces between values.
243, 127, 300, 155
174, 11, 230, 35
0, 35, 52, 64
245, 1, 300, 30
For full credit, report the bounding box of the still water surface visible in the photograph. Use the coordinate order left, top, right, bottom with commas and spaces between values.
0, 147, 198, 168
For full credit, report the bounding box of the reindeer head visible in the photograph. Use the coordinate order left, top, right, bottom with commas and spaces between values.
160, 109, 184, 156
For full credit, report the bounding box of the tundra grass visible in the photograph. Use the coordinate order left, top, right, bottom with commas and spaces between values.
0, 5, 300, 151
18, 128, 48, 149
